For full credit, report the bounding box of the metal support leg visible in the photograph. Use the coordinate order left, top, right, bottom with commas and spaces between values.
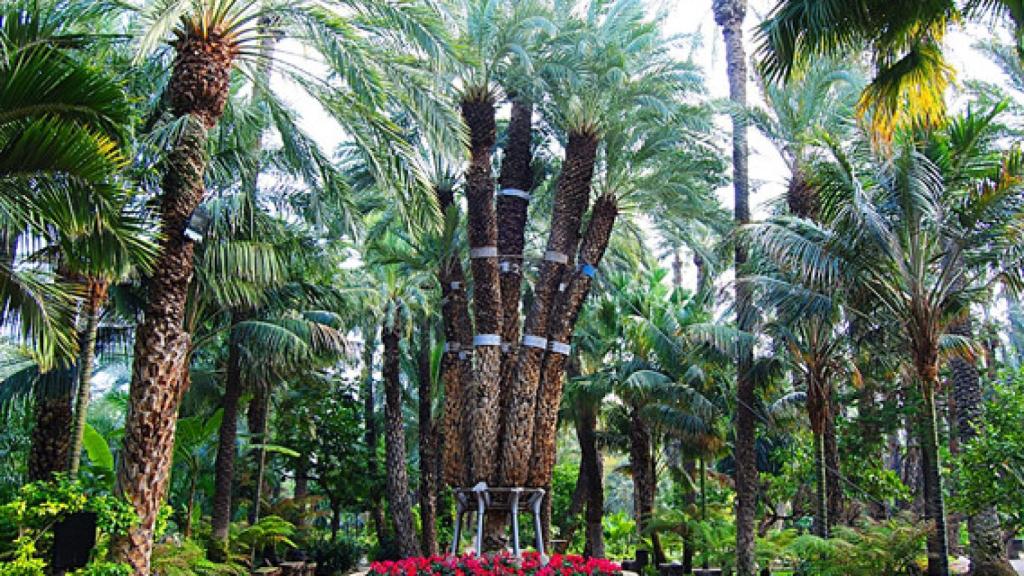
532, 492, 545, 558
510, 490, 522, 558
475, 493, 486, 554
451, 509, 463, 556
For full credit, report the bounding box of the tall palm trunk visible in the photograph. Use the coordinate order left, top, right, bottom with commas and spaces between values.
948, 319, 1016, 576
114, 27, 236, 572
210, 310, 248, 557
499, 130, 598, 487
29, 370, 74, 481
436, 186, 475, 489
824, 406, 843, 526
496, 98, 534, 429
460, 94, 503, 484
417, 320, 439, 556
362, 329, 387, 544
713, 0, 755, 573
528, 194, 617, 488
382, 319, 419, 558
628, 403, 664, 564
807, 372, 830, 537
577, 402, 604, 558
69, 279, 109, 475
247, 381, 271, 525
914, 345, 950, 576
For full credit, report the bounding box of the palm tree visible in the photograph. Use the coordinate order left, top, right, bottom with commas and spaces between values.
929, 107, 1022, 576
755, 0, 1024, 140
712, 0, 756, 572
448, 0, 549, 486
373, 263, 426, 559
115, 0, 455, 567
528, 42, 727, 493
114, 1, 252, 568
747, 115, 1024, 576
748, 60, 864, 536
0, 0, 155, 482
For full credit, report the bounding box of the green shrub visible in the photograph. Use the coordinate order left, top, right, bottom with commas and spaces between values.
0, 475, 134, 576
788, 515, 928, 576
307, 536, 362, 576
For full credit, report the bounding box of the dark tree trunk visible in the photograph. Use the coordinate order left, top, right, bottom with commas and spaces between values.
247, 382, 270, 526
500, 131, 599, 488
417, 321, 438, 556
528, 194, 617, 488
29, 370, 74, 481
948, 320, 1016, 576
115, 27, 237, 571
713, 0, 755, 572
436, 185, 475, 490
460, 95, 503, 486
361, 328, 387, 545
824, 404, 843, 528
629, 403, 664, 565
578, 403, 604, 558
914, 347, 950, 576
210, 311, 248, 557
382, 320, 418, 558
496, 98, 535, 436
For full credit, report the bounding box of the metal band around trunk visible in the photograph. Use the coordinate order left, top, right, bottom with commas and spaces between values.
549, 341, 571, 355
500, 261, 511, 273
470, 246, 498, 259
444, 342, 460, 353
473, 334, 502, 347
543, 251, 568, 264
450, 281, 462, 290
522, 335, 548, 350
497, 188, 531, 201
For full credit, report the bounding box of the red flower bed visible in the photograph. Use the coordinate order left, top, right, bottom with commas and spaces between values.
370, 552, 621, 576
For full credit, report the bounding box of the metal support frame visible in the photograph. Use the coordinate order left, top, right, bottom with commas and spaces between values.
449, 484, 547, 562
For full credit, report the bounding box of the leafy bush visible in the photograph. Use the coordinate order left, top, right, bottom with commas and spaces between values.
307, 536, 362, 576
370, 553, 620, 576
601, 512, 637, 559
788, 515, 929, 575
0, 476, 134, 576
150, 538, 246, 576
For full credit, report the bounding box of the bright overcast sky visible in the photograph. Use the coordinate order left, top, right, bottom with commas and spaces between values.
275, 0, 1012, 218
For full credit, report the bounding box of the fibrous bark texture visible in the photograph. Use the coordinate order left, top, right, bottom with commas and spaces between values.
114, 27, 238, 571
29, 371, 74, 482
383, 322, 419, 558
948, 319, 1016, 576
113, 117, 210, 574
499, 131, 598, 488
417, 322, 438, 556
528, 194, 617, 488
496, 99, 535, 432
461, 95, 503, 484
210, 311, 248, 556
437, 187, 474, 488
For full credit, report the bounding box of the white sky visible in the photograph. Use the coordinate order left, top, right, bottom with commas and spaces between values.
275, 0, 1011, 218
268, 0, 1014, 290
